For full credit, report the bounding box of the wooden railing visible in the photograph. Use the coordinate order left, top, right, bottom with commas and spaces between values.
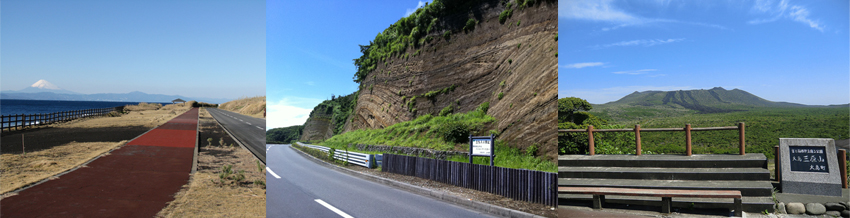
559, 122, 745, 156
1, 107, 122, 133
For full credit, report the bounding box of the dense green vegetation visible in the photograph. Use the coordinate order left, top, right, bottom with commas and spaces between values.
309, 92, 358, 135
559, 90, 849, 159
266, 125, 304, 144
353, 0, 484, 83
309, 102, 555, 172
351, 0, 546, 83
321, 102, 495, 150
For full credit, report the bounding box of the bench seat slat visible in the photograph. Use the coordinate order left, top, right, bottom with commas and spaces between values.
558, 187, 741, 198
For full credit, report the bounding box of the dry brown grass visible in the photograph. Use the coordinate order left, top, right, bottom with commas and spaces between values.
218, 96, 265, 118
1, 140, 127, 195
59, 102, 192, 128
156, 108, 265, 217
123, 102, 163, 111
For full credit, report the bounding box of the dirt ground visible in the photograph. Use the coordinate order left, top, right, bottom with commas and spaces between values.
0, 102, 193, 195
156, 108, 266, 217
296, 147, 557, 218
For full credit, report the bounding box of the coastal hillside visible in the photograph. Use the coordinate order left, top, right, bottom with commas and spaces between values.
218, 96, 265, 118
299, 93, 356, 142
336, 0, 558, 159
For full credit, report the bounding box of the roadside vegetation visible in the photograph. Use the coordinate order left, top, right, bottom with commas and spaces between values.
217, 96, 265, 118
304, 102, 555, 172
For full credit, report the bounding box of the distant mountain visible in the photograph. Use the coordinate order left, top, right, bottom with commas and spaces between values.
1, 80, 230, 103
599, 87, 821, 113
7, 79, 79, 95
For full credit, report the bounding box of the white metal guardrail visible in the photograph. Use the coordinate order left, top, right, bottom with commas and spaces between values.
296, 142, 381, 169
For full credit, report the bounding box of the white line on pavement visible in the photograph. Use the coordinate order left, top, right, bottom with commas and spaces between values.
266, 167, 281, 179
315, 199, 354, 218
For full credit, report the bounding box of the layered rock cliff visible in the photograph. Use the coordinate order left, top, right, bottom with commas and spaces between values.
345, 0, 558, 160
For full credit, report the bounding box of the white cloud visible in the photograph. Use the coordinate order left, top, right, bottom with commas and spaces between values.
562, 62, 605, 69
266, 97, 324, 130
560, 0, 637, 23
612, 69, 657, 75
561, 0, 727, 31
748, 0, 823, 31
559, 85, 696, 104
594, 38, 685, 49
405, 1, 429, 17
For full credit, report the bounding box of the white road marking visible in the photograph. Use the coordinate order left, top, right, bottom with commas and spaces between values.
266, 167, 281, 179
315, 199, 354, 218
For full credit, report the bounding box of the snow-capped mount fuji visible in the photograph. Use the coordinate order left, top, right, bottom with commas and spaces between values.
1, 80, 230, 103
14, 80, 78, 94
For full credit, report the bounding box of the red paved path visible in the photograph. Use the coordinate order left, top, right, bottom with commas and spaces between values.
1, 108, 199, 218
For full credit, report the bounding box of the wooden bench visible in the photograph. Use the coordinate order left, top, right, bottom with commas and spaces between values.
558, 187, 743, 217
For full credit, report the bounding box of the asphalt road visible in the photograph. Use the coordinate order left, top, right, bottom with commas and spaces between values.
206, 108, 265, 163
266, 144, 494, 218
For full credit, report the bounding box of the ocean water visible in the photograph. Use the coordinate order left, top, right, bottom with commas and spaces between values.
1, 99, 171, 116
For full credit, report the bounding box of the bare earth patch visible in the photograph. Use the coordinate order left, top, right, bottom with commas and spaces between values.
156, 108, 265, 217
1, 141, 127, 194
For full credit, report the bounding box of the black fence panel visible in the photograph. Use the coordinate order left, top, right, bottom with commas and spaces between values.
382, 153, 557, 207
1, 107, 121, 133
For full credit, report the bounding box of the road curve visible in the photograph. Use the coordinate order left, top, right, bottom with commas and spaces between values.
266, 144, 494, 218
206, 108, 265, 163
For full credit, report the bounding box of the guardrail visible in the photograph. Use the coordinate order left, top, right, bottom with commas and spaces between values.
296, 142, 380, 169
559, 122, 745, 156
1, 107, 123, 133
383, 153, 558, 207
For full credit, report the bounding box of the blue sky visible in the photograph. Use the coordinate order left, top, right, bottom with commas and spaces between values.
559, 0, 849, 105
1, 0, 265, 100
267, 0, 431, 129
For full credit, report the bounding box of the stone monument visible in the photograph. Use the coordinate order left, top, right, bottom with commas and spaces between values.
779, 138, 842, 196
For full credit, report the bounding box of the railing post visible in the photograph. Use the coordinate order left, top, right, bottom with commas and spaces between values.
685, 124, 692, 156
738, 122, 746, 155
839, 149, 847, 189
587, 125, 595, 155
775, 146, 781, 182
635, 124, 642, 156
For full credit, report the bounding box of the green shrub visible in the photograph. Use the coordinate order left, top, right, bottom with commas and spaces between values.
500, 80, 506, 87
478, 102, 490, 113
443, 30, 452, 40
498, 92, 504, 100
438, 121, 469, 143
328, 148, 336, 161
508, 59, 513, 64
516, 20, 521, 26
463, 18, 477, 32
499, 9, 513, 24
555, 34, 558, 41
256, 160, 263, 173
526, 144, 538, 156
439, 105, 454, 116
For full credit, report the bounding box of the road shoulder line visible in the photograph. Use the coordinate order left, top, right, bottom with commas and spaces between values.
288, 145, 544, 218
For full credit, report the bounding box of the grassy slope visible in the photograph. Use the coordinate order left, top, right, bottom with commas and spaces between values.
317, 104, 556, 172
218, 96, 266, 118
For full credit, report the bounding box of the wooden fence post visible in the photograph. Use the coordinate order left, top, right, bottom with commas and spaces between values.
588, 125, 595, 156
635, 124, 642, 155
738, 122, 746, 155
685, 124, 692, 156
